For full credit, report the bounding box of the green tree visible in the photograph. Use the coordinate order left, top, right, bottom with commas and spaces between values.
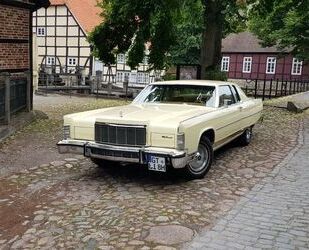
89, 0, 247, 79
168, 1, 203, 65
249, 0, 309, 61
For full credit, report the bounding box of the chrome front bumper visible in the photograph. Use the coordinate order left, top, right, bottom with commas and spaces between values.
57, 139, 195, 169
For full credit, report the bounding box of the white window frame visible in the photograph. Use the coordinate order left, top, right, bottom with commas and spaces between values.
129, 72, 137, 83
144, 72, 150, 83
68, 57, 77, 66
117, 54, 125, 64
242, 57, 252, 73
37, 27, 46, 37
221, 57, 230, 72
266, 57, 276, 74
46, 56, 55, 65
291, 58, 303, 76
116, 72, 124, 82
124, 72, 130, 82
116, 72, 123, 82
137, 72, 145, 83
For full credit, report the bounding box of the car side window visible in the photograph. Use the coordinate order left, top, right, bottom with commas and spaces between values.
231, 85, 241, 102
218, 85, 235, 107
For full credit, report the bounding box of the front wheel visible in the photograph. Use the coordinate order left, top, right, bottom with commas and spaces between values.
184, 137, 213, 179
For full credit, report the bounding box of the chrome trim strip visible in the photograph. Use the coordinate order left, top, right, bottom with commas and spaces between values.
87, 142, 140, 153
57, 140, 86, 155
96, 122, 146, 128
57, 140, 88, 147
89, 153, 140, 163
57, 140, 188, 166
213, 131, 243, 151
143, 149, 185, 158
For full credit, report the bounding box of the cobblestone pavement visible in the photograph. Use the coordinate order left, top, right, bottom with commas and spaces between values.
0, 96, 307, 249
185, 118, 309, 250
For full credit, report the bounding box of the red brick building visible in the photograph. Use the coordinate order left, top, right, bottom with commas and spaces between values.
221, 32, 309, 81
0, 0, 49, 114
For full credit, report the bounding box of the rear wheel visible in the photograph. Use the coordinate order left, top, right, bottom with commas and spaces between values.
238, 127, 253, 146
184, 137, 213, 179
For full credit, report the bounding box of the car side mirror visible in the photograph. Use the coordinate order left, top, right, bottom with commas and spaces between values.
224, 99, 232, 107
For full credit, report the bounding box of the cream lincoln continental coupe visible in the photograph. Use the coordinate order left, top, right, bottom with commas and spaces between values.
58, 80, 263, 179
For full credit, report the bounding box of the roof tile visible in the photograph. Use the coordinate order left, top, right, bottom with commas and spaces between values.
222, 32, 288, 53
50, 0, 102, 33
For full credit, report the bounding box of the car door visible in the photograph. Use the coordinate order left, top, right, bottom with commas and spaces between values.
215, 85, 242, 143
231, 85, 256, 131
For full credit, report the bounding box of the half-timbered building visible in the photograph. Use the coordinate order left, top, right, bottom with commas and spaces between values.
221, 32, 309, 81
33, 0, 100, 75
33, 0, 159, 85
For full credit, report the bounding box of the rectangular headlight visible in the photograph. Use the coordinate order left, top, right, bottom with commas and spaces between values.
177, 133, 185, 150
63, 125, 70, 140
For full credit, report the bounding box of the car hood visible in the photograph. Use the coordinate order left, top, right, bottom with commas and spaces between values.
65, 103, 215, 128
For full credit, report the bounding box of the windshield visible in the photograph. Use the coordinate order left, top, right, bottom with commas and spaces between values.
133, 84, 216, 107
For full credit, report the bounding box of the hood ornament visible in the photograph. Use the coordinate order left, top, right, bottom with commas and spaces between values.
119, 110, 123, 118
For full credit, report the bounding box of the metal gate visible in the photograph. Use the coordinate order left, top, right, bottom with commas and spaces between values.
0, 75, 28, 124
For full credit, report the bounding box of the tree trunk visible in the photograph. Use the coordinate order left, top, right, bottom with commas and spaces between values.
200, 0, 224, 79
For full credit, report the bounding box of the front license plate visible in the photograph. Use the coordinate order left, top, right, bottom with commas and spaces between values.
148, 156, 166, 172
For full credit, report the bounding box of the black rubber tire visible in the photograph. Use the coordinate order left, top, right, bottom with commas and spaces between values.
184, 137, 213, 179
90, 158, 118, 168
238, 127, 253, 146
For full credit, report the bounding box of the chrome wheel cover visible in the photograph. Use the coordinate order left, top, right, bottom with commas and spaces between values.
189, 143, 209, 173
246, 128, 252, 142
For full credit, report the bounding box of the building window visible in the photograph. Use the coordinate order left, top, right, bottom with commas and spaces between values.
46, 56, 55, 65
137, 72, 145, 83
144, 73, 150, 83
266, 57, 276, 74
116, 71, 130, 82
129, 72, 137, 83
116, 72, 124, 82
221, 57, 230, 72
117, 54, 125, 64
291, 58, 303, 75
123, 72, 129, 83
68, 57, 77, 66
37, 27, 46, 36
242, 57, 252, 73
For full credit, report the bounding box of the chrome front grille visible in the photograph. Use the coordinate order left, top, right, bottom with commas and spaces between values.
95, 123, 146, 146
